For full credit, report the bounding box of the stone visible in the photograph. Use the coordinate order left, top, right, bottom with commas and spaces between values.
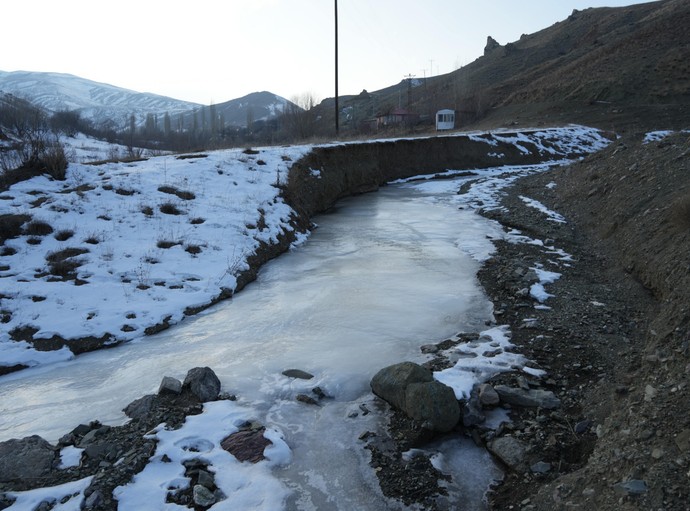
197, 469, 215, 489
478, 383, 500, 406
462, 397, 485, 428
193, 484, 216, 507
494, 385, 561, 409
221, 428, 272, 463
183, 367, 221, 402
405, 381, 461, 432
123, 394, 157, 419
371, 362, 459, 432
0, 435, 57, 483
296, 394, 318, 405
531, 461, 552, 474
614, 479, 648, 496
282, 369, 314, 380
371, 362, 433, 411
488, 436, 528, 471
674, 429, 690, 452
158, 376, 182, 395
84, 490, 103, 508
574, 419, 592, 434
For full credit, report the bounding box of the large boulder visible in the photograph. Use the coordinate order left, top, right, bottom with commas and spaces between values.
371, 362, 433, 411
0, 435, 58, 483
371, 362, 460, 432
405, 381, 461, 432
183, 367, 221, 402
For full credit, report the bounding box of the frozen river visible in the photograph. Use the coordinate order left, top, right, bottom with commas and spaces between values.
1, 174, 508, 509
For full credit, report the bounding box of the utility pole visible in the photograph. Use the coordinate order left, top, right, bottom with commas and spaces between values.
335, 0, 339, 135
404, 73, 415, 108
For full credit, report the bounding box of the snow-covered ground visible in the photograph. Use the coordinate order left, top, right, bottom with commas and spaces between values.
1, 144, 311, 369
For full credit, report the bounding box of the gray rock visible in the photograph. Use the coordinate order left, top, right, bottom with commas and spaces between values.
371, 362, 460, 432
488, 435, 528, 471
674, 429, 690, 451
123, 394, 157, 419
158, 376, 182, 395
0, 435, 58, 483
282, 369, 314, 380
83, 489, 103, 509
494, 385, 561, 409
197, 469, 215, 489
478, 383, 500, 406
462, 397, 486, 427
193, 484, 216, 507
614, 479, 648, 496
371, 362, 433, 411
183, 367, 221, 402
296, 394, 319, 405
405, 381, 461, 432
530, 461, 552, 474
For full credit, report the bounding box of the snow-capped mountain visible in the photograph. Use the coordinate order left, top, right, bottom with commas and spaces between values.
0, 70, 201, 130
0, 71, 295, 131
206, 91, 292, 128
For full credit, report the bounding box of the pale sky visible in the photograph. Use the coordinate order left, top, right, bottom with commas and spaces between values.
2, 0, 656, 105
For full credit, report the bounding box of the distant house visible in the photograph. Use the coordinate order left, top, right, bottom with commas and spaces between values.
436, 109, 455, 130
375, 107, 419, 129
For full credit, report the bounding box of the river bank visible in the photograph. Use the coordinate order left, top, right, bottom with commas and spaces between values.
360, 131, 689, 510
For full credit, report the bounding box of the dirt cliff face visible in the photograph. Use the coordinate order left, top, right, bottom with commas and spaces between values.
484, 131, 690, 510
284, 130, 601, 219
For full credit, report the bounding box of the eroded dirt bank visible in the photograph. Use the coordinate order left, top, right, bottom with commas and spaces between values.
284, 129, 599, 218
480, 132, 690, 510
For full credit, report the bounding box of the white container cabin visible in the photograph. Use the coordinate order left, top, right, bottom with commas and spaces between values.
436, 109, 455, 130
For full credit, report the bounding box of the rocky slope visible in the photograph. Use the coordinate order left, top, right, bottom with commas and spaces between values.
479, 131, 690, 510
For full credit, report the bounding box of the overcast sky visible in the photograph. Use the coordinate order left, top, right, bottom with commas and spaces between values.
2, 0, 655, 105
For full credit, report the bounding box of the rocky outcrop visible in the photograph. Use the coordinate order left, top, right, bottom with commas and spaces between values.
0, 435, 58, 483
182, 367, 221, 402
371, 362, 460, 433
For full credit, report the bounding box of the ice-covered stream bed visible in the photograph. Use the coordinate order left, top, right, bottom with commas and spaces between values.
0, 166, 554, 510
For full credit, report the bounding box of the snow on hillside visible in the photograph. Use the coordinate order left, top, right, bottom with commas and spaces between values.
0, 145, 311, 368
0, 70, 200, 128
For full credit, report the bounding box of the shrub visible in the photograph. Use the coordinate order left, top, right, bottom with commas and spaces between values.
141, 205, 154, 216
185, 244, 202, 255
24, 220, 54, 236
45, 247, 89, 278
54, 229, 74, 241
0, 214, 30, 242
158, 185, 195, 201
190, 217, 205, 225
160, 202, 182, 215
46, 247, 90, 262
157, 240, 180, 249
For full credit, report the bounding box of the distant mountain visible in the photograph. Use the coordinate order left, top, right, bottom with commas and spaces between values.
179, 91, 296, 131
0, 71, 295, 131
0, 71, 201, 130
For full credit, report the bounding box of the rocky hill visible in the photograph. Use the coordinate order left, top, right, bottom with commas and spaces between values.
315, 0, 690, 136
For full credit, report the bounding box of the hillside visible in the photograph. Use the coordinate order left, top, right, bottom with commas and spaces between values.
314, 0, 690, 136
